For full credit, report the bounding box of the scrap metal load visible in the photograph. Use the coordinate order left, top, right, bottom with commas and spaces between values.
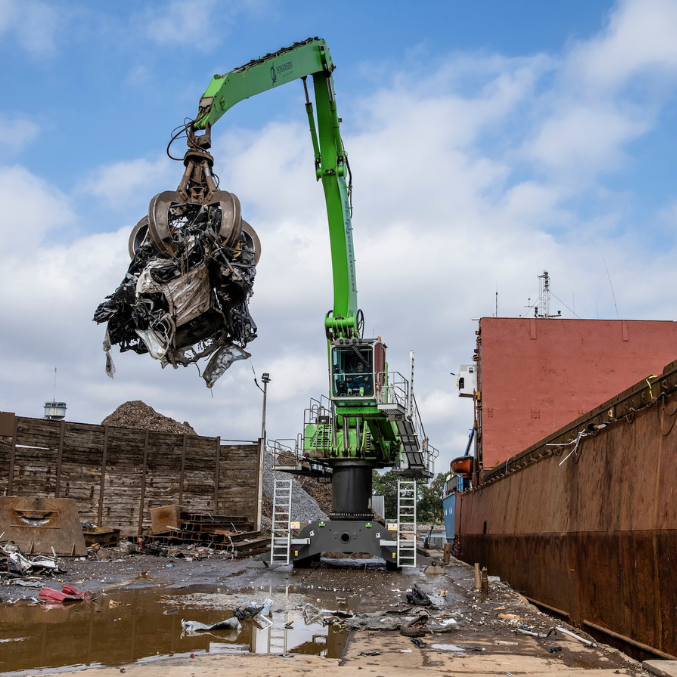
93, 144, 261, 388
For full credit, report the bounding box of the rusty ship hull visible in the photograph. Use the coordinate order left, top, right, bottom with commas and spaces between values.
456, 358, 677, 660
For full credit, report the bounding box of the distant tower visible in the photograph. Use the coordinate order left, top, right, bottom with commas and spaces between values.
44, 367, 67, 421
535, 270, 561, 319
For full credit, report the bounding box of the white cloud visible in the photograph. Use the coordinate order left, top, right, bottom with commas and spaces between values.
3, 0, 677, 476
525, 104, 649, 176
519, 0, 677, 183
0, 165, 73, 253
78, 155, 176, 211
141, 0, 274, 50
0, 0, 60, 57
145, 0, 219, 48
0, 116, 40, 153
570, 0, 677, 91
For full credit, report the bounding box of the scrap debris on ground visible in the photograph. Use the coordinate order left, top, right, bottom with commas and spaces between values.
38, 584, 91, 604
93, 200, 258, 387
1, 553, 648, 676
148, 508, 268, 558
0, 544, 63, 582
181, 617, 242, 635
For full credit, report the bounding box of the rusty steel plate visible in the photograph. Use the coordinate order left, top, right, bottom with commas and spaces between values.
0, 497, 87, 557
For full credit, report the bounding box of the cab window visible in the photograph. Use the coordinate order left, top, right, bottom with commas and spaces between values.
331, 346, 374, 398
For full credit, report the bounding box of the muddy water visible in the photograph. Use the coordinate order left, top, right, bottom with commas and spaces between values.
0, 585, 348, 674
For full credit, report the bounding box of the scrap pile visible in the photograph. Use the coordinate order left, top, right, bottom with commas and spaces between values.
0, 543, 63, 584
181, 598, 274, 637
93, 168, 261, 388
302, 586, 459, 635
101, 400, 196, 434
149, 509, 268, 558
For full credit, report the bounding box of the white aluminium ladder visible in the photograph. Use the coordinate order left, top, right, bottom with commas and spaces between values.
267, 614, 288, 654
271, 478, 292, 565
397, 479, 417, 567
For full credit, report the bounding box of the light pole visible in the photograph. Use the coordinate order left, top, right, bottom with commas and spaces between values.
256, 372, 271, 531
260, 373, 270, 442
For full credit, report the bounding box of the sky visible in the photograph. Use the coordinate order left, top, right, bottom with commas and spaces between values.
2, 0, 677, 476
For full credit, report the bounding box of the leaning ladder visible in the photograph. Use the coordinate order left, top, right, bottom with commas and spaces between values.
397, 479, 417, 568
271, 478, 292, 565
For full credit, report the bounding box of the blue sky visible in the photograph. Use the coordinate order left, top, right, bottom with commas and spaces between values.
1, 0, 623, 201
2, 0, 677, 473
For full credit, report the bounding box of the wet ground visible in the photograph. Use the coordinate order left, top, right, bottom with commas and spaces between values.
0, 553, 649, 676
0, 584, 349, 674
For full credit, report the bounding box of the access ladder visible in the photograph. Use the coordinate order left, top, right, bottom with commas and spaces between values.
267, 618, 288, 654
397, 479, 417, 567
271, 478, 292, 565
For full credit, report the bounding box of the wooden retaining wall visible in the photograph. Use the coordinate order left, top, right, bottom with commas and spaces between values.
0, 413, 261, 536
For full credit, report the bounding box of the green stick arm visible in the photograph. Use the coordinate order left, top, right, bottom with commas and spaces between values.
193, 38, 358, 337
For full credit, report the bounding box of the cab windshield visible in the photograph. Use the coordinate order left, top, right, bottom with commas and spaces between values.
331, 346, 374, 398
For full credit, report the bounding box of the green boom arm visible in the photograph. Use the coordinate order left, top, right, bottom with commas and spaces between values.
194, 38, 358, 338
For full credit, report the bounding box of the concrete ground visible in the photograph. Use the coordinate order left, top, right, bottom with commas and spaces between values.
0, 551, 657, 676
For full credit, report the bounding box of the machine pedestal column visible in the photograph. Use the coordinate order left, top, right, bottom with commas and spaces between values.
330, 462, 373, 520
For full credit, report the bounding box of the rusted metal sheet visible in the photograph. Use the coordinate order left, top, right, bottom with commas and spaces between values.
457, 357, 677, 659
213, 436, 220, 512
0, 497, 87, 556
54, 421, 65, 497
150, 505, 181, 535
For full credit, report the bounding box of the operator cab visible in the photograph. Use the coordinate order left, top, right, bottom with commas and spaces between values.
330, 339, 385, 402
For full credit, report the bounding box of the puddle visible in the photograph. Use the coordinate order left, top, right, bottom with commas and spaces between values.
0, 585, 348, 674
430, 643, 486, 653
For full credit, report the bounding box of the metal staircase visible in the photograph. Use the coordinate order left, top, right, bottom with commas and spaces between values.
397, 479, 417, 567
271, 478, 292, 565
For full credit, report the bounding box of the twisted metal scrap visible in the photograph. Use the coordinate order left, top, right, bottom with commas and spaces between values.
93, 202, 257, 387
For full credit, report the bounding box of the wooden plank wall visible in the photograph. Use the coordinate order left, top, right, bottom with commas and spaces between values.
0, 414, 260, 536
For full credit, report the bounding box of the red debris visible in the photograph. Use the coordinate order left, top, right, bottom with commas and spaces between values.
39, 584, 91, 603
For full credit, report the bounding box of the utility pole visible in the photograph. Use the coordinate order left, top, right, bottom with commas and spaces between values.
256, 373, 271, 531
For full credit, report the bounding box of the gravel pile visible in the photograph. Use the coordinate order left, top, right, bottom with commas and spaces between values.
262, 451, 327, 523
275, 451, 332, 514
102, 400, 196, 435
297, 477, 332, 514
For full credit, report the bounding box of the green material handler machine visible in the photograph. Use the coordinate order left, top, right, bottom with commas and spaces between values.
159, 38, 437, 566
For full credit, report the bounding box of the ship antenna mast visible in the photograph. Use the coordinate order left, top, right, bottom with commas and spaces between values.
536, 270, 561, 319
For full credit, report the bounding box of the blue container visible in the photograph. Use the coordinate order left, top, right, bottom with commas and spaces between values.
443, 490, 455, 542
